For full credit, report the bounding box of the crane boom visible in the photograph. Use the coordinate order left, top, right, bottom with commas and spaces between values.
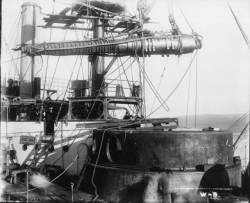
18, 34, 201, 57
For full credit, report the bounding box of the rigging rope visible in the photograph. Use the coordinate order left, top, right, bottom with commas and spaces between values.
34, 56, 44, 76
2, 55, 29, 64
7, 9, 22, 49
8, 155, 79, 195
54, 56, 80, 123
118, 58, 133, 93
227, 112, 249, 130
107, 58, 137, 86
117, 60, 123, 87
19, 61, 32, 82
149, 65, 167, 114
178, 6, 194, 33
2, 35, 20, 78
106, 57, 132, 77
41, 0, 56, 101
49, 132, 90, 165
194, 51, 198, 127
130, 57, 134, 83
91, 130, 106, 201
136, 58, 169, 112
233, 123, 249, 149
76, 55, 84, 80
149, 51, 198, 117
185, 67, 192, 128
227, 2, 250, 50
48, 30, 69, 90
115, 58, 139, 114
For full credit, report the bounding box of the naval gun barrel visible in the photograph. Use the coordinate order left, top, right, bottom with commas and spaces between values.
19, 34, 201, 57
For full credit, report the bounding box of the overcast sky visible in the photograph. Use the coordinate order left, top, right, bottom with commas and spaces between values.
1, 0, 250, 118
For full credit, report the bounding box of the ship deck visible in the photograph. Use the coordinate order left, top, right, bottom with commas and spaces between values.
2, 178, 249, 202
2, 179, 94, 202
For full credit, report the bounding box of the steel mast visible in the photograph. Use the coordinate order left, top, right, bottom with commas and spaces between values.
90, 18, 105, 96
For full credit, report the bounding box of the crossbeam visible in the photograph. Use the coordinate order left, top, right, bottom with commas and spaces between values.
44, 14, 139, 23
